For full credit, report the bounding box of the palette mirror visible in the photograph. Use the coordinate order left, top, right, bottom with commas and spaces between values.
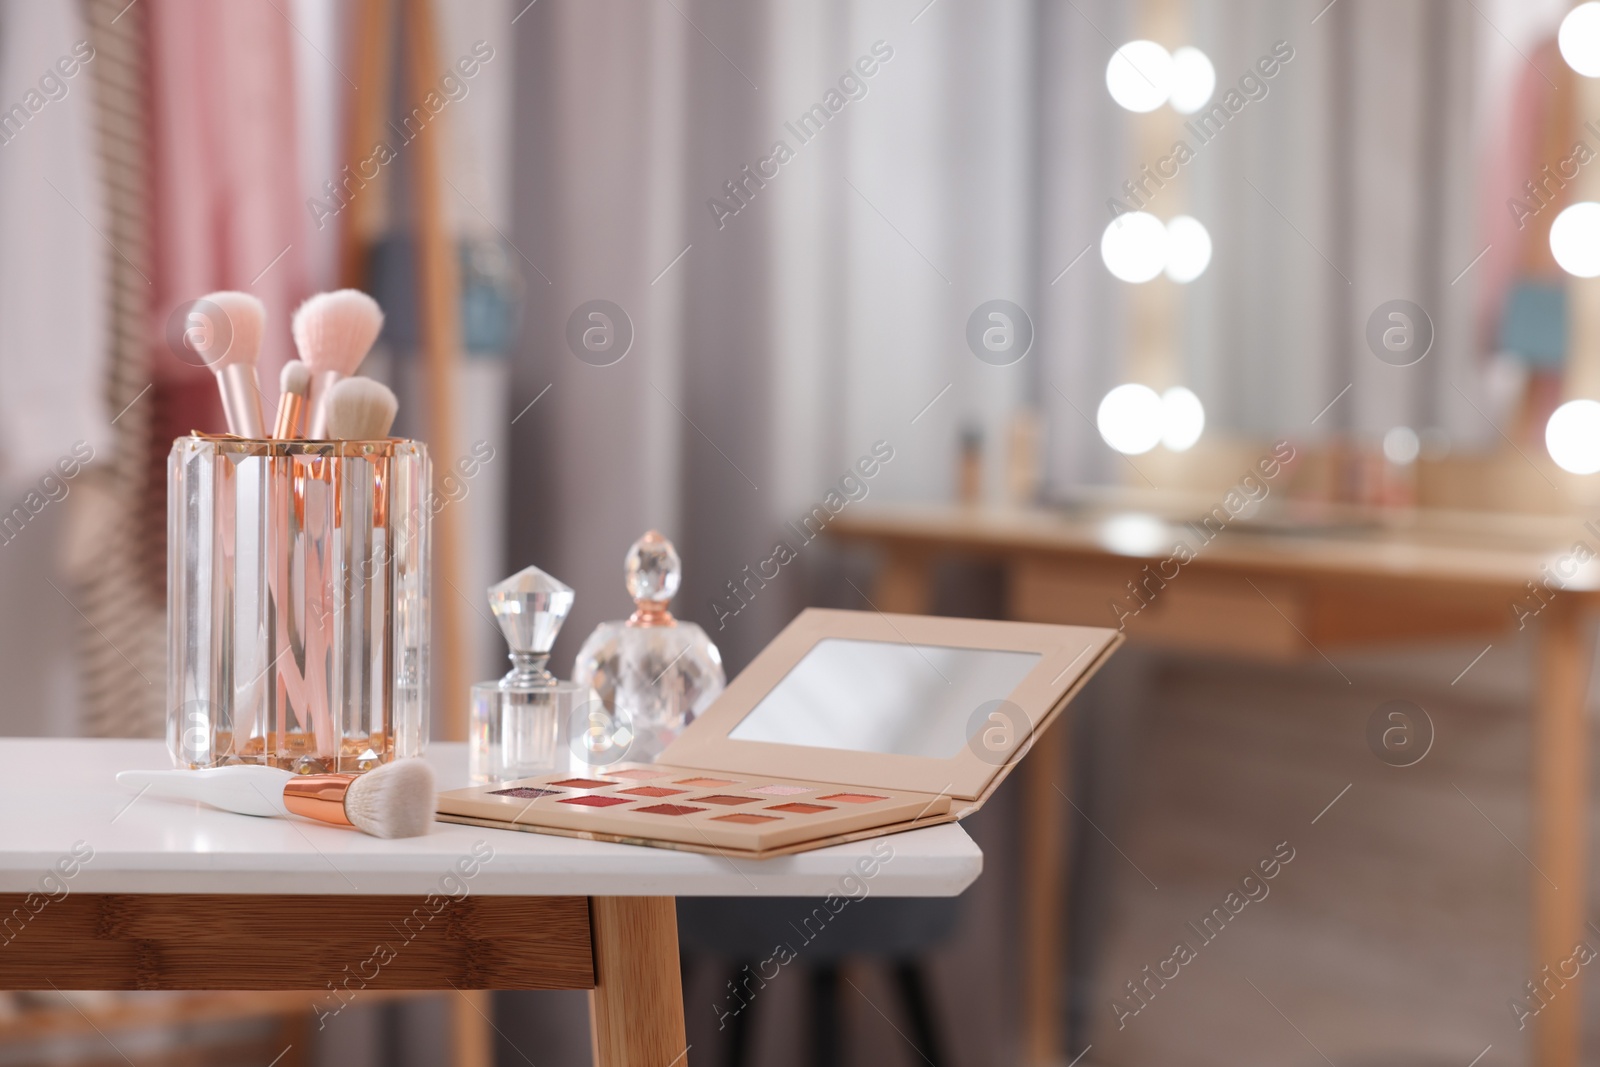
727, 638, 1042, 759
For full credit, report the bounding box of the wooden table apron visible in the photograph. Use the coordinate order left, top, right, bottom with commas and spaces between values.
0, 892, 686, 1067
831, 508, 1598, 1067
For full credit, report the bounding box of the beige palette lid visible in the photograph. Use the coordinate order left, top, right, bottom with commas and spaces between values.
662, 609, 1122, 805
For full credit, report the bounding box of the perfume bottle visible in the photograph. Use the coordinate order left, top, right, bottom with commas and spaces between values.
572, 531, 726, 763
470, 565, 595, 784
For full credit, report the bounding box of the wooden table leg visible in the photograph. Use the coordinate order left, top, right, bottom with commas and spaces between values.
1023, 723, 1067, 1066
588, 896, 688, 1067
450, 990, 494, 1067
1532, 600, 1591, 1067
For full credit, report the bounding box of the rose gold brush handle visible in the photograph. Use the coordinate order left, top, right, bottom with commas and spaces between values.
272, 392, 305, 440
217, 363, 266, 438
271, 456, 311, 749
302, 457, 336, 759
282, 773, 356, 827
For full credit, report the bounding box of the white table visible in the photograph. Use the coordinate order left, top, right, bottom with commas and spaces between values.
0, 739, 981, 1066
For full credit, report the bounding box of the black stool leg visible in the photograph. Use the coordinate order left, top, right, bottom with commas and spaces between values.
812, 963, 842, 1067
724, 962, 758, 1067
893, 959, 946, 1067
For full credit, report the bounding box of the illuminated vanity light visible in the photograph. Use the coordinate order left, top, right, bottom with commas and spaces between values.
1099, 513, 1170, 556
1561, 2, 1600, 77
1163, 215, 1212, 283
1101, 211, 1169, 284
1106, 40, 1173, 113
1097, 383, 1164, 455
1161, 387, 1205, 451
1551, 202, 1600, 277
1382, 425, 1420, 466
1546, 399, 1600, 474
1168, 46, 1216, 114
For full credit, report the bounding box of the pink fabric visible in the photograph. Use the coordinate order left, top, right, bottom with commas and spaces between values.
146, 0, 310, 429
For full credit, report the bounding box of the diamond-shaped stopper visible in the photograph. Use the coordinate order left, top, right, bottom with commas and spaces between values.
488, 566, 575, 660
625, 531, 681, 603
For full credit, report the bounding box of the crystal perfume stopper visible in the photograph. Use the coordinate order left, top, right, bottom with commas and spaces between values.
488, 566, 575, 684
626, 531, 680, 626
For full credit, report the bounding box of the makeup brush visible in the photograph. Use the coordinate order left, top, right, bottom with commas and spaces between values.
193, 290, 266, 437
324, 376, 399, 440
115, 760, 437, 839
272, 359, 312, 439
293, 290, 385, 438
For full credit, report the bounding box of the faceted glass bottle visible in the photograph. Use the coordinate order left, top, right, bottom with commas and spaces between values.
469, 565, 593, 784
572, 531, 726, 763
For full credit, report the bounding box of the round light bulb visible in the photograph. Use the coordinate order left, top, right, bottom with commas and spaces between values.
1169, 46, 1216, 114
1561, 2, 1600, 76
1547, 399, 1600, 474
1101, 211, 1168, 283
1382, 426, 1420, 466
1164, 215, 1212, 283
1550, 202, 1600, 277
1106, 40, 1173, 113
1097, 383, 1164, 455
1100, 513, 1169, 556
1161, 387, 1205, 451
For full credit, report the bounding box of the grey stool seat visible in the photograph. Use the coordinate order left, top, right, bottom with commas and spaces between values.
678, 896, 961, 1066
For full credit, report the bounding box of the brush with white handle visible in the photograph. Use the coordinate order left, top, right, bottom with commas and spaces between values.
292, 290, 385, 438
116, 760, 436, 838
192, 290, 267, 437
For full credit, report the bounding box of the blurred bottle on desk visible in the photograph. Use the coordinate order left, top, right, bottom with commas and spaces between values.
958, 425, 983, 506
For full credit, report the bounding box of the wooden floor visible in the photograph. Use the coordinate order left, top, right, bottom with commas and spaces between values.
1081, 648, 1549, 1067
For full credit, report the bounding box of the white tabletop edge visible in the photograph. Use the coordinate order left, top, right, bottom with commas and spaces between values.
0, 739, 982, 898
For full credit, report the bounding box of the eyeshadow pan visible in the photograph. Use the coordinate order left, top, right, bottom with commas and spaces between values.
693, 795, 757, 806
817, 793, 887, 804
487, 786, 563, 799
550, 778, 615, 789
750, 784, 810, 796
606, 768, 665, 780
559, 795, 631, 808
635, 804, 705, 816
675, 777, 737, 787
713, 813, 781, 825
619, 786, 686, 798
766, 802, 834, 814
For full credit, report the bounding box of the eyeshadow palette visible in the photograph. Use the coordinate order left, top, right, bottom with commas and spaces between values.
437, 608, 1120, 858
438, 764, 949, 853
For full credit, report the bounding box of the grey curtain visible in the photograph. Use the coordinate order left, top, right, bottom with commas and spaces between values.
509, 0, 1129, 678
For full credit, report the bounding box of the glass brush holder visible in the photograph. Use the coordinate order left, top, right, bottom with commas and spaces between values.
167, 434, 431, 771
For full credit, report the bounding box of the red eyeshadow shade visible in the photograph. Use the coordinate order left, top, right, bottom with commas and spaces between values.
693, 795, 756, 806
766, 802, 834, 814
675, 777, 736, 787
713, 813, 780, 825
487, 787, 563, 799
550, 778, 615, 789
635, 804, 705, 816
559, 795, 631, 808
619, 786, 686, 798
817, 793, 886, 804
